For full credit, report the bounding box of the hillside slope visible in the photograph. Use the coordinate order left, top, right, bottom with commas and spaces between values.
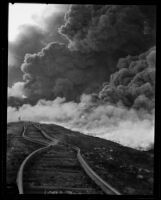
7, 121, 153, 195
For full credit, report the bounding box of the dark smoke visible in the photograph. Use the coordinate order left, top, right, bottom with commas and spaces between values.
60, 5, 155, 55
8, 5, 68, 87
7, 47, 156, 150
7, 5, 156, 150
8, 47, 156, 115
18, 42, 116, 103
8, 25, 45, 86
8, 5, 156, 105
99, 47, 155, 113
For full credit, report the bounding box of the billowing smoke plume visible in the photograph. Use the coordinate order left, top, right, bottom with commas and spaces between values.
16, 42, 115, 104
99, 46, 155, 113
60, 5, 155, 55
8, 5, 156, 150
8, 5, 68, 86
8, 5, 156, 102
8, 47, 155, 150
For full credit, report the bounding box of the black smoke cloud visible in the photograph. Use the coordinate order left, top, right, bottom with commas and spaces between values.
8, 5, 156, 107
8, 47, 155, 150
7, 5, 156, 150
99, 47, 155, 113
20, 42, 115, 103
60, 5, 155, 55
8, 5, 68, 87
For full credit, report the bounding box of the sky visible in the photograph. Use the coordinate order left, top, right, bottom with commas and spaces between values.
8, 3, 68, 86
8, 3, 68, 42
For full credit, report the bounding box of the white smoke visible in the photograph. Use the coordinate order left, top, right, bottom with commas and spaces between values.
7, 94, 154, 150
8, 82, 26, 98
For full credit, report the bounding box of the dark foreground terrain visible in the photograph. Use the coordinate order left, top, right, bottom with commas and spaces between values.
7, 121, 153, 195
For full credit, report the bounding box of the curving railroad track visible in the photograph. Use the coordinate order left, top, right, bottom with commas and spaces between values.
16, 122, 121, 194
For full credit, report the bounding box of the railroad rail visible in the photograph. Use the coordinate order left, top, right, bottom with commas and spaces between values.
16, 145, 50, 194
16, 122, 121, 195
22, 124, 53, 145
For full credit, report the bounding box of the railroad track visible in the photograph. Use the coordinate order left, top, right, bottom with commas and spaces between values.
22, 123, 54, 145
16, 122, 121, 195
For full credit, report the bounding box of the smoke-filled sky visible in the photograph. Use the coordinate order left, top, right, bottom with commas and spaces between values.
8, 4, 156, 150
9, 3, 68, 41
8, 3, 69, 86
